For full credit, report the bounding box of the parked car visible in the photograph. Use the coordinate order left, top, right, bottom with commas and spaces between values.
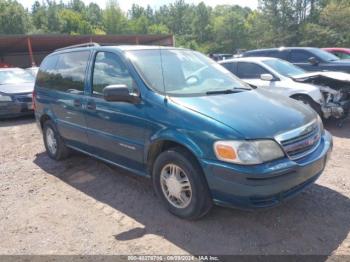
219, 57, 350, 119
209, 53, 233, 61
26, 67, 39, 77
243, 47, 350, 73
323, 48, 350, 59
34, 44, 332, 219
0, 68, 35, 118
0, 61, 12, 68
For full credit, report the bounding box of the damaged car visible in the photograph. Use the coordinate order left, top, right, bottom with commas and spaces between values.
220, 57, 350, 120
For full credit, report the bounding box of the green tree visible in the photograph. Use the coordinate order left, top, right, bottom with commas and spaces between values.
192, 2, 212, 42
148, 23, 170, 34
85, 3, 104, 32
0, 0, 30, 34
58, 9, 93, 34
301, 0, 350, 46
103, 0, 128, 34
31, 1, 48, 33
212, 5, 251, 52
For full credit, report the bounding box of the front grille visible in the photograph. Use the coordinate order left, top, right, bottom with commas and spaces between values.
13, 93, 32, 103
276, 120, 321, 160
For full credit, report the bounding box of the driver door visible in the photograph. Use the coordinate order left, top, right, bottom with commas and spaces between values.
84, 51, 147, 173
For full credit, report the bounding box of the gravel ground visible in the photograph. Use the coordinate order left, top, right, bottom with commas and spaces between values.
0, 116, 350, 256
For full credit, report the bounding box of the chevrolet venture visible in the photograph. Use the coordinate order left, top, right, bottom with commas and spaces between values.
34, 44, 333, 219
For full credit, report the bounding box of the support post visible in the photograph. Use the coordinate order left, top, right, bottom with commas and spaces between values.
27, 37, 36, 67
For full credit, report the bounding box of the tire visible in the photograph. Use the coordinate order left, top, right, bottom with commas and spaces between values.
43, 120, 70, 160
152, 147, 213, 220
294, 95, 322, 117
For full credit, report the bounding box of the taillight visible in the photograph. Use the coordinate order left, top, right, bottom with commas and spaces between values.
32, 90, 36, 110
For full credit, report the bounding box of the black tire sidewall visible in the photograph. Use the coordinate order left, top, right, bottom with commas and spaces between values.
153, 148, 212, 219
43, 121, 67, 160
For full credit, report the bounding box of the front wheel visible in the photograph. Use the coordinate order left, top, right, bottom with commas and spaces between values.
152, 147, 212, 220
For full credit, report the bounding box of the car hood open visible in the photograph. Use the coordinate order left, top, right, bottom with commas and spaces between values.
170, 89, 316, 139
0, 82, 34, 95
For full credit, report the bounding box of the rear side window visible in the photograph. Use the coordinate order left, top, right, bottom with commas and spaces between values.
290, 50, 312, 63
55, 51, 90, 94
37, 51, 89, 93
36, 55, 59, 87
244, 51, 266, 57
244, 50, 287, 60
268, 50, 288, 60
236, 62, 269, 79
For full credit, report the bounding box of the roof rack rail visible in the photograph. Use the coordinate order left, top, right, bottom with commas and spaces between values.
55, 42, 100, 51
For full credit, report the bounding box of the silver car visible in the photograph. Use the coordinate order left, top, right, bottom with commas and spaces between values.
0, 68, 35, 118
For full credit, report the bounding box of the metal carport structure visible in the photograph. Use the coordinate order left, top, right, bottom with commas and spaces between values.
0, 34, 174, 68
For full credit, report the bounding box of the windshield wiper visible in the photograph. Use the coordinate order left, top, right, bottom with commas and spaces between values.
206, 87, 250, 95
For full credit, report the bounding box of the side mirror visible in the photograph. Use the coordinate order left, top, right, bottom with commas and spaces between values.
308, 57, 319, 65
103, 84, 140, 104
260, 73, 274, 81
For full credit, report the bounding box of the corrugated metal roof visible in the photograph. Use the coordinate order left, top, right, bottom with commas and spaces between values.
0, 34, 174, 54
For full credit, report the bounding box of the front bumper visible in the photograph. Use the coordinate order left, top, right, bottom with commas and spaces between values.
201, 130, 333, 209
0, 101, 34, 119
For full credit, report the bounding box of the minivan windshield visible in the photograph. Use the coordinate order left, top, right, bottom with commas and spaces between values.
127, 49, 250, 96
264, 59, 306, 77
0, 69, 34, 85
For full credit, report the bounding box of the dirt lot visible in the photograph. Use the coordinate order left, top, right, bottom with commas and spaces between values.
0, 116, 350, 256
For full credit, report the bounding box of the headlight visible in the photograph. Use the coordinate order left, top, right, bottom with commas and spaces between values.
214, 140, 285, 165
0, 94, 12, 102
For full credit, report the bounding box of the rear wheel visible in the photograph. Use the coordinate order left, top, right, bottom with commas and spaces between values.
152, 147, 212, 220
43, 120, 70, 160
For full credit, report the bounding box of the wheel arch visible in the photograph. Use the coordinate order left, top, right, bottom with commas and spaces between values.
145, 135, 204, 176
290, 92, 322, 105
39, 114, 52, 129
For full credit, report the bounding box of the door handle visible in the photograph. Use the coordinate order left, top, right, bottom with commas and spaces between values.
87, 101, 96, 110
73, 99, 81, 107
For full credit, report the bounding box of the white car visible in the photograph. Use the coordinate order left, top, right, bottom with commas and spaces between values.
26, 67, 39, 77
219, 57, 350, 119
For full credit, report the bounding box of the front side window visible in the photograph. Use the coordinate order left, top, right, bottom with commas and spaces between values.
236, 62, 269, 79
92, 52, 135, 95
221, 62, 235, 74
0, 69, 34, 85
54, 51, 90, 93
127, 49, 249, 96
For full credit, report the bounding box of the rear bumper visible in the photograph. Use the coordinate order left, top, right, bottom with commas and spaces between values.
0, 101, 34, 119
201, 130, 333, 209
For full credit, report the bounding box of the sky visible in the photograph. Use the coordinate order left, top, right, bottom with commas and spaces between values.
18, 0, 259, 12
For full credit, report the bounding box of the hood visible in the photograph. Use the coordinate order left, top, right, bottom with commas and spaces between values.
170, 89, 316, 139
292, 71, 350, 90
0, 82, 34, 95
293, 71, 350, 82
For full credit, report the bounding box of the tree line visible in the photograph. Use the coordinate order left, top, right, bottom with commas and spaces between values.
0, 0, 349, 53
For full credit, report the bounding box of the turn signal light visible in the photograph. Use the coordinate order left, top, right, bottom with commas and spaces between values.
215, 144, 237, 160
